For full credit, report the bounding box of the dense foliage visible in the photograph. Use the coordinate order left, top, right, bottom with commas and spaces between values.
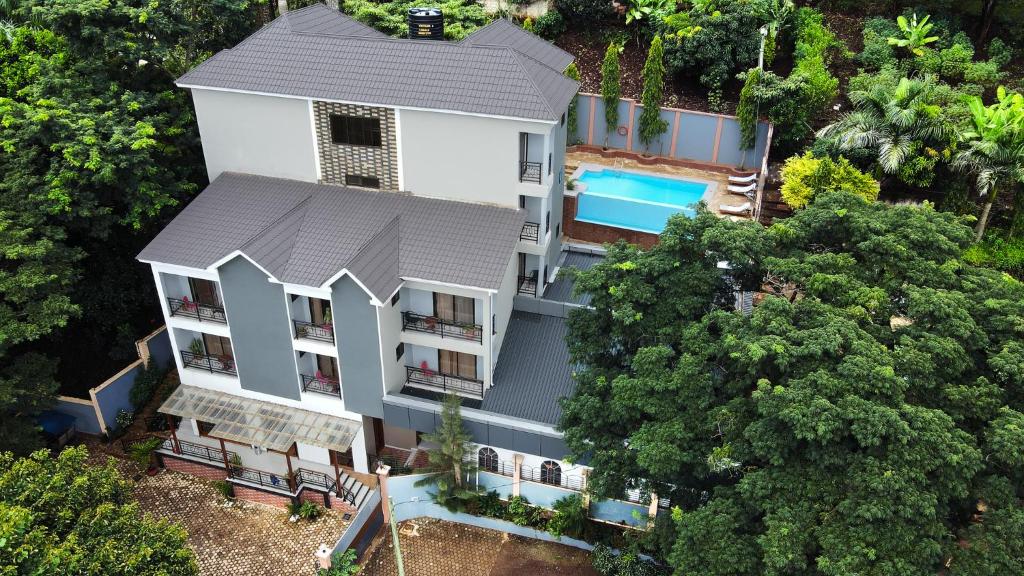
414, 394, 478, 511
601, 43, 621, 144
342, 0, 489, 40
0, 0, 259, 452
780, 152, 880, 208
0, 446, 197, 574
560, 193, 1024, 574
637, 35, 668, 152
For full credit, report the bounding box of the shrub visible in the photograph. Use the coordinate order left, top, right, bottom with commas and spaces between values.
115, 408, 135, 431
125, 436, 163, 468
637, 35, 668, 152
129, 360, 166, 410
987, 37, 1013, 67
547, 494, 588, 539
736, 68, 761, 150
780, 152, 880, 208
212, 480, 234, 499
859, 17, 900, 71
660, 1, 766, 91
565, 61, 580, 141
962, 234, 1024, 276
533, 10, 566, 40
288, 500, 324, 521
342, 0, 489, 40
964, 59, 1004, 87
316, 549, 361, 576
554, 0, 613, 26
601, 43, 621, 142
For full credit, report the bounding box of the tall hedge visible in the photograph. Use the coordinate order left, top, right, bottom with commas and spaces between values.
600, 43, 620, 146
638, 35, 668, 152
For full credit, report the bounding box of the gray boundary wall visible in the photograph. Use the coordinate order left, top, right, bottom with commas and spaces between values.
573, 93, 771, 170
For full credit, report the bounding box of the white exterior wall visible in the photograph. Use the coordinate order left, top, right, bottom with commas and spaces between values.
377, 296, 405, 395
473, 442, 587, 478
191, 89, 317, 183
398, 109, 555, 207
490, 253, 518, 367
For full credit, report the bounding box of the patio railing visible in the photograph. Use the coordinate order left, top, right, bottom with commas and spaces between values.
295, 468, 357, 506
405, 365, 484, 398
520, 463, 586, 492
401, 311, 483, 343
519, 161, 542, 184
300, 373, 341, 397
152, 436, 239, 466
167, 297, 227, 324
228, 464, 293, 492
293, 319, 335, 344
181, 350, 237, 376
520, 221, 540, 243
517, 272, 538, 297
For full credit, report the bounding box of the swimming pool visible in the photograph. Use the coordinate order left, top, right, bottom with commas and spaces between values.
574, 168, 710, 234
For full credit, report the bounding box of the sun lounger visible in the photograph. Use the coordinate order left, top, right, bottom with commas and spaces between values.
727, 182, 757, 194
719, 202, 751, 215
728, 172, 758, 184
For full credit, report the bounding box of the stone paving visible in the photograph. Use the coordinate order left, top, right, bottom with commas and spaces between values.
360, 517, 598, 576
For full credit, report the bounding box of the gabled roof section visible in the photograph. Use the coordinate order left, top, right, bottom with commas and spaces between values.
175, 7, 578, 122
460, 18, 574, 72
138, 174, 525, 299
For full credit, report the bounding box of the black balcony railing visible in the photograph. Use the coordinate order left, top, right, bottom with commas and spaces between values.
519, 161, 542, 184
405, 365, 484, 398
167, 297, 227, 324
401, 311, 483, 343
228, 464, 293, 492
517, 272, 538, 296
181, 350, 237, 376
520, 221, 540, 243
295, 468, 357, 506
300, 373, 341, 397
155, 436, 239, 466
293, 319, 335, 343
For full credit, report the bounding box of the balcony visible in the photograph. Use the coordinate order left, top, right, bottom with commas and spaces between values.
519, 161, 542, 184
517, 272, 538, 296
181, 350, 236, 376
300, 373, 341, 397
520, 222, 540, 243
402, 311, 483, 344
405, 365, 483, 398
167, 297, 226, 324
293, 319, 334, 344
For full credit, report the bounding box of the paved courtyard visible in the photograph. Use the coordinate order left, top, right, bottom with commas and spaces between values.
133, 469, 350, 576
361, 517, 597, 576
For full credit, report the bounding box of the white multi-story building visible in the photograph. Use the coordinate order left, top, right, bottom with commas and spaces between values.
139, 5, 597, 508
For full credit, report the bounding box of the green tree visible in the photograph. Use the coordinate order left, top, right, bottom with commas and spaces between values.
762, 0, 794, 67
952, 87, 1024, 240
780, 151, 880, 208
887, 13, 940, 56
414, 394, 478, 511
601, 43, 620, 147
637, 35, 667, 154
736, 68, 761, 150
560, 193, 1024, 574
0, 446, 198, 574
817, 76, 952, 186
565, 62, 580, 143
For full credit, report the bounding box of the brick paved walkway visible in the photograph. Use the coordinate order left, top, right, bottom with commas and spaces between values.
134, 469, 351, 576
360, 517, 597, 576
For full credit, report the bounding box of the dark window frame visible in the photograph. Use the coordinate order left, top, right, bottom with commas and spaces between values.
391, 291, 400, 306
395, 342, 405, 361
345, 174, 381, 189
329, 114, 382, 147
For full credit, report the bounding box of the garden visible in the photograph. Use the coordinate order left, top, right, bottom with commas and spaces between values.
333, 0, 1024, 278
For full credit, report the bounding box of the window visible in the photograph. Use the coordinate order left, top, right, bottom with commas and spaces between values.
555, 223, 561, 238
391, 291, 400, 306
519, 195, 526, 209
492, 314, 496, 335
197, 420, 215, 437
329, 115, 381, 147
202, 334, 233, 358
345, 174, 380, 189
438, 349, 476, 379
548, 152, 552, 175
560, 113, 565, 126
545, 211, 551, 233
395, 342, 405, 361
543, 265, 549, 285
478, 447, 499, 472
189, 278, 221, 307
540, 460, 562, 485
434, 293, 474, 324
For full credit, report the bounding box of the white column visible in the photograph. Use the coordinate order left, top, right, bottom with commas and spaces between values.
351, 427, 369, 474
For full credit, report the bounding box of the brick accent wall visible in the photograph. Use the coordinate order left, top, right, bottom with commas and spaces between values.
159, 454, 227, 482
562, 194, 659, 249
233, 485, 293, 509
314, 101, 399, 190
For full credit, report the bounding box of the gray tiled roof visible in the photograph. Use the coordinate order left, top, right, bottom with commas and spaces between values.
137, 173, 525, 298
544, 250, 604, 306
176, 6, 578, 122
460, 18, 574, 72
484, 311, 576, 425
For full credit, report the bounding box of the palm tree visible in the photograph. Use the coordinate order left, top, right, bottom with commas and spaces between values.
952, 87, 1024, 240
817, 77, 949, 177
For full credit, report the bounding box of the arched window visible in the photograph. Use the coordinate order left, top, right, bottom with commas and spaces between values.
540, 460, 562, 486
478, 447, 499, 472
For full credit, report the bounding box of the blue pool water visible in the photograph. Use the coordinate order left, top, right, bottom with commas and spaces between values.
575, 169, 709, 233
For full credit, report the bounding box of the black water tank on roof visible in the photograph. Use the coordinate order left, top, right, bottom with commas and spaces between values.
408, 7, 444, 40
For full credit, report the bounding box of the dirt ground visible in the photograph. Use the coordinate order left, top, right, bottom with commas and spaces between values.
360, 517, 598, 576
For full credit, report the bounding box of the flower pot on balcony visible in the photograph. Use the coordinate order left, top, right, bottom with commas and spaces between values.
424, 317, 437, 330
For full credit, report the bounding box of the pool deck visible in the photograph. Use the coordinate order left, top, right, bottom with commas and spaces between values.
565, 151, 749, 220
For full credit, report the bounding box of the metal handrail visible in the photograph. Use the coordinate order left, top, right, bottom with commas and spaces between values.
519, 161, 542, 184
228, 464, 293, 492
300, 373, 341, 396
520, 222, 540, 243
401, 311, 483, 343
155, 436, 239, 466
520, 463, 586, 492
293, 319, 335, 343
405, 365, 484, 398
167, 297, 227, 324
295, 468, 357, 506
181, 350, 237, 376
517, 272, 538, 296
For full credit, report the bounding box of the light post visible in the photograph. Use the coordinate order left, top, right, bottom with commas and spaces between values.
757, 25, 769, 70
388, 497, 406, 576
